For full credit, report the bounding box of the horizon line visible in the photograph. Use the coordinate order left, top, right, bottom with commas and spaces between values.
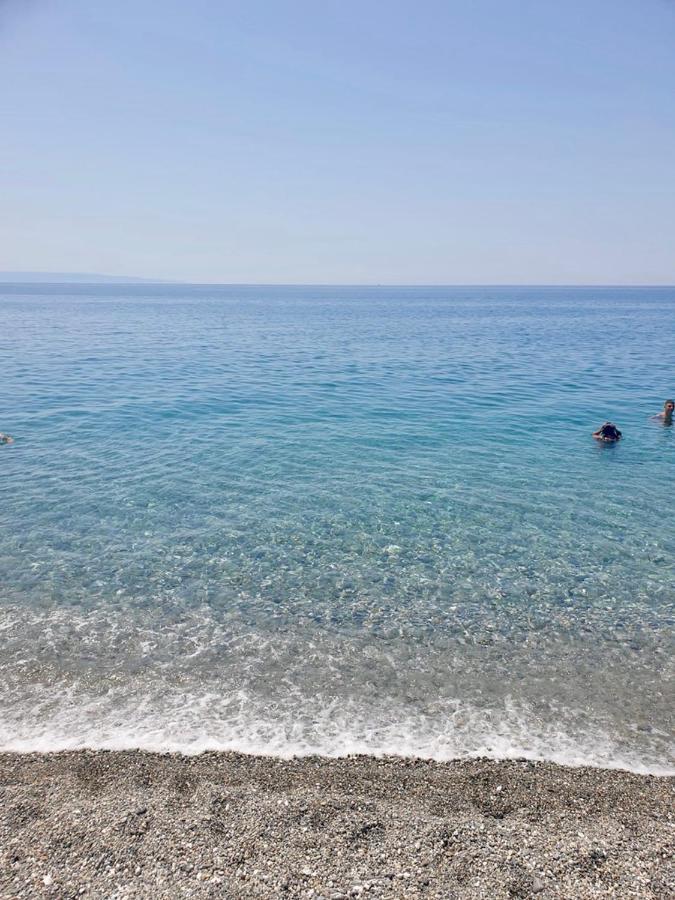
1, 275, 674, 289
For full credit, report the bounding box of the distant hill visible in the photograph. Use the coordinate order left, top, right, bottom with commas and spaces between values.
0, 271, 172, 284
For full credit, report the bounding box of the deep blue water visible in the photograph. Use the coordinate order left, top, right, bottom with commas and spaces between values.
1, 284, 673, 771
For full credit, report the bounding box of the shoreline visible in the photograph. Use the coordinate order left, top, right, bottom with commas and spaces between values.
1, 750, 672, 899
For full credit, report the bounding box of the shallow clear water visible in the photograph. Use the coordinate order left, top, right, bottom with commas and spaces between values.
1, 284, 673, 772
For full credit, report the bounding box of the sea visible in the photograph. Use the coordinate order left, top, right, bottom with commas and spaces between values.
1, 284, 673, 773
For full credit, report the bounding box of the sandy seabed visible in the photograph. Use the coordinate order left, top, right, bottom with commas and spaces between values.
0, 750, 672, 899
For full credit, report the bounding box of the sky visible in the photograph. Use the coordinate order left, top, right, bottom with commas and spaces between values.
1, 0, 674, 284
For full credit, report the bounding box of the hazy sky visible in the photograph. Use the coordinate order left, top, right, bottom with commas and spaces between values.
1, 0, 674, 283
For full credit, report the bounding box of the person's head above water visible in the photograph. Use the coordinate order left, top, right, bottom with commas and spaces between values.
593, 422, 622, 442
653, 399, 674, 423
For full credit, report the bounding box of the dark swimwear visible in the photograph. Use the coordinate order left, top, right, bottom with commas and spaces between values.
597, 423, 622, 440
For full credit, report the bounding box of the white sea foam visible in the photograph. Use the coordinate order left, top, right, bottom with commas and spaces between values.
1, 686, 672, 775
1, 602, 673, 774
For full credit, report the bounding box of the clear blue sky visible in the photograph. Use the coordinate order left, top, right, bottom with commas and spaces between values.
1, 0, 674, 284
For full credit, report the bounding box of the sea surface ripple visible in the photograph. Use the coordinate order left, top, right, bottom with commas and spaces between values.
1, 285, 673, 772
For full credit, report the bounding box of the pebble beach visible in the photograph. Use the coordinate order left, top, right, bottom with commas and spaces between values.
0, 750, 672, 899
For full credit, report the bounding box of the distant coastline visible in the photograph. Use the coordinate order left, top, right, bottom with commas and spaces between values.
0, 271, 176, 284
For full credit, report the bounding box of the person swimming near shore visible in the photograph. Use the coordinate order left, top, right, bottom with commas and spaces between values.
0, 433, 13, 445
652, 399, 674, 425
593, 422, 622, 443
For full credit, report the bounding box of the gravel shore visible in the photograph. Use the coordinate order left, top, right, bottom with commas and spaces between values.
0, 751, 672, 899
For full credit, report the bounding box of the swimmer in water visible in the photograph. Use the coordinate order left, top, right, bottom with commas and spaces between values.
652, 399, 674, 426
0, 433, 14, 444
592, 422, 622, 443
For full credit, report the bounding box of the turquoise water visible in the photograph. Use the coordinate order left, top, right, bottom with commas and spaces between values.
1, 284, 673, 772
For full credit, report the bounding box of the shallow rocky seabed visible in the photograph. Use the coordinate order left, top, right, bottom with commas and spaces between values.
0, 751, 672, 899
